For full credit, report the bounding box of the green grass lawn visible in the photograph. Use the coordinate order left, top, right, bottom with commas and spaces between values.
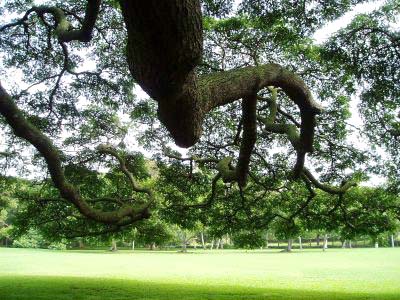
0, 248, 399, 299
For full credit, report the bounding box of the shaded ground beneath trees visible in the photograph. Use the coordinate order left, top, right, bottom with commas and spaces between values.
1, 275, 400, 300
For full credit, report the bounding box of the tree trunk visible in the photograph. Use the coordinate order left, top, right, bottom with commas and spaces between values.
391, 235, 395, 248
349, 240, 352, 248
119, 1, 320, 153
200, 231, 206, 250
110, 239, 118, 251
132, 240, 135, 251
342, 240, 346, 248
180, 231, 187, 252
78, 239, 85, 249
265, 233, 269, 249
322, 234, 328, 251
210, 239, 214, 250
182, 239, 187, 252
298, 236, 303, 250
215, 239, 221, 250
287, 239, 293, 252
226, 234, 231, 246
220, 238, 224, 249
316, 234, 320, 246
375, 242, 379, 248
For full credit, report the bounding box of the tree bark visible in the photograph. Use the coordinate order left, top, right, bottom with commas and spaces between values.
132, 240, 135, 251
391, 235, 395, 248
287, 239, 293, 252
298, 236, 303, 250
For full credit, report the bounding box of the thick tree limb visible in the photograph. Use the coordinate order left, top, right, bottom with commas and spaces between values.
236, 94, 257, 186
0, 82, 150, 225
119, 1, 322, 149
0, 0, 101, 43
257, 86, 306, 176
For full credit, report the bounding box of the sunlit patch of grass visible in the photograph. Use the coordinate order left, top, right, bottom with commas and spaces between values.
0, 248, 399, 299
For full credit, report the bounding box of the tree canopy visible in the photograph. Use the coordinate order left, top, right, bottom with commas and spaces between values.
0, 0, 399, 237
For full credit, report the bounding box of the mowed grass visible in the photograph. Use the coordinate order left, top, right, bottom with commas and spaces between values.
0, 248, 399, 299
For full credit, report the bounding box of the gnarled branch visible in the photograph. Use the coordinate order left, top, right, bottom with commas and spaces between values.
0, 82, 150, 225
1, 0, 101, 43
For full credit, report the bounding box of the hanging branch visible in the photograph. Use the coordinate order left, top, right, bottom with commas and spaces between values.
257, 86, 306, 176
0, 82, 151, 225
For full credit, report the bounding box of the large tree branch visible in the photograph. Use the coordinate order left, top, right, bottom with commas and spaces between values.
0, 81, 150, 225
119, 1, 322, 149
0, 0, 101, 43
257, 86, 306, 176
117, 1, 323, 188
236, 93, 257, 186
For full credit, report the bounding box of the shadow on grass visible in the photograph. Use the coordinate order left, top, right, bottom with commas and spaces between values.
0, 276, 398, 300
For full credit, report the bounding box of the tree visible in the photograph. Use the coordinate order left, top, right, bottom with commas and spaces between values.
232, 229, 265, 249
0, 0, 399, 235
133, 218, 174, 250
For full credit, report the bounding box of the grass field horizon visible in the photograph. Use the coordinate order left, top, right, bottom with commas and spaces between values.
1, 247, 399, 299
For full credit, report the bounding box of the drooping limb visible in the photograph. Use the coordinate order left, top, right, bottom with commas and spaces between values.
257, 86, 307, 176
119, 1, 322, 149
0, 82, 151, 225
